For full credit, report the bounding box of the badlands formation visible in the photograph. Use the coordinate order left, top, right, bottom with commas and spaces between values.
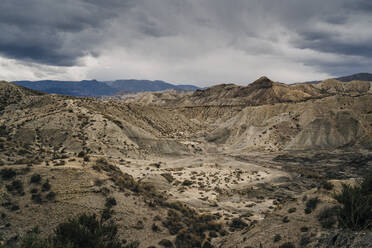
0, 77, 371, 248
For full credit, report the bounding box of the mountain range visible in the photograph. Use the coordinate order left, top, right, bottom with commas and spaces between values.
11, 73, 372, 97
303, 72, 372, 84
12, 79, 200, 97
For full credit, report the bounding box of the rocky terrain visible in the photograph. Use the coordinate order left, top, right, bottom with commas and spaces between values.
0, 77, 371, 248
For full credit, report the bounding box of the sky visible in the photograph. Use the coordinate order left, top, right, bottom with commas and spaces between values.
0, 0, 371, 86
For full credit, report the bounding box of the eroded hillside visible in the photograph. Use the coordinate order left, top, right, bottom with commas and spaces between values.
1, 78, 372, 248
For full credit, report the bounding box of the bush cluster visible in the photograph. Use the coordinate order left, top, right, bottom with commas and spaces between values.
3, 213, 123, 248
333, 174, 372, 230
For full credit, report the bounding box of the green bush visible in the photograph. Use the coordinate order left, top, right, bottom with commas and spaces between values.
53, 213, 121, 248
333, 174, 372, 230
6, 213, 122, 248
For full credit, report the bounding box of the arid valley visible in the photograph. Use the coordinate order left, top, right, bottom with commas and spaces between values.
1, 76, 371, 248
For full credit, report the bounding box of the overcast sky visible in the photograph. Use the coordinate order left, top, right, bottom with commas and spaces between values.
0, 0, 371, 86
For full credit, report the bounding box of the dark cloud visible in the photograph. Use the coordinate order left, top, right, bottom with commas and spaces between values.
346, 0, 372, 13
0, 0, 371, 83
0, 0, 133, 66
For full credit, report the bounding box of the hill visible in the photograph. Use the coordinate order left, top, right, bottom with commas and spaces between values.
122, 76, 371, 107
1, 78, 371, 248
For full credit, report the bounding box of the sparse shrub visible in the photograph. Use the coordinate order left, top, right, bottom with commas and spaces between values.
30, 188, 38, 194
333, 174, 372, 230
321, 181, 334, 190
152, 223, 160, 232
17, 213, 122, 248
77, 151, 85, 158
282, 216, 290, 223
304, 208, 312, 214
317, 207, 337, 229
6, 180, 24, 195
273, 234, 281, 242
304, 197, 320, 214
16, 233, 72, 248
288, 208, 296, 213
96, 158, 109, 165
279, 242, 296, 248
101, 208, 114, 221
158, 239, 174, 248
52, 213, 122, 248
230, 218, 248, 230
182, 180, 193, 186
300, 226, 309, 232
0, 168, 16, 180
133, 220, 144, 230
105, 197, 117, 209
11, 204, 20, 211
30, 174, 41, 184
83, 156, 89, 162
42, 180, 51, 192
46, 192, 56, 201
31, 193, 42, 204
175, 231, 202, 248
94, 179, 104, 186
299, 235, 311, 246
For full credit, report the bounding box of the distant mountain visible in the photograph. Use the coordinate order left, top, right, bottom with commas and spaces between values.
12, 79, 200, 97
302, 73, 372, 84
335, 73, 372, 82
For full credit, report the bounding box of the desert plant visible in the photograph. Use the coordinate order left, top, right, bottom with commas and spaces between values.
6, 180, 24, 195
288, 208, 296, 214
52, 213, 122, 248
304, 197, 320, 214
46, 192, 56, 201
317, 207, 337, 229
321, 181, 334, 190
31, 193, 43, 204
11, 213, 122, 248
273, 234, 281, 242
42, 180, 51, 192
333, 174, 372, 230
299, 235, 311, 246
0, 168, 16, 180
30, 174, 41, 184
16, 233, 73, 248
279, 242, 296, 248
101, 208, 114, 221
105, 197, 117, 209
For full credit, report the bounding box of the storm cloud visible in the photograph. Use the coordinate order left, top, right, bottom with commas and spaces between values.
0, 0, 133, 65
0, 0, 371, 85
